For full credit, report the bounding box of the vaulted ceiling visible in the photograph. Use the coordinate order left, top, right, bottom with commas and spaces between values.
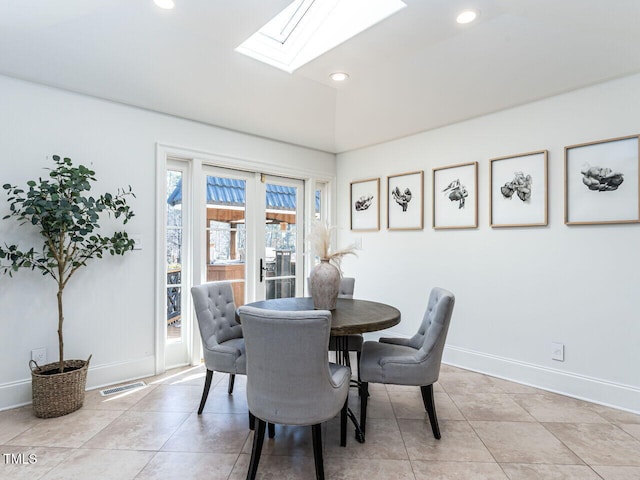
2, 0, 640, 153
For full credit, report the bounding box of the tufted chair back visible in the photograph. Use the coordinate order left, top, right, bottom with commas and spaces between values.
192, 281, 242, 348
415, 287, 455, 384
191, 281, 245, 378
337, 277, 355, 299
407, 287, 454, 353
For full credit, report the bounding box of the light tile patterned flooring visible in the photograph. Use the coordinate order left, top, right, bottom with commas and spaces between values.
1, 363, 639, 479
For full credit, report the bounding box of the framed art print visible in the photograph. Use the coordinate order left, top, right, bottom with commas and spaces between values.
387, 170, 424, 230
432, 162, 478, 229
490, 150, 548, 227
350, 177, 380, 231
565, 135, 640, 225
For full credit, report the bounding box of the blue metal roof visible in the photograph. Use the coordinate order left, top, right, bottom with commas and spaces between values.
208, 176, 246, 206
166, 178, 184, 206
167, 176, 319, 211
266, 183, 296, 210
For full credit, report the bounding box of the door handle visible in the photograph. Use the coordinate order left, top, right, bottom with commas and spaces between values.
259, 258, 267, 283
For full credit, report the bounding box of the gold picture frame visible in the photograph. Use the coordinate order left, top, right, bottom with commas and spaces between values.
490, 150, 548, 228
564, 135, 640, 225
432, 162, 478, 229
350, 177, 380, 231
387, 170, 424, 230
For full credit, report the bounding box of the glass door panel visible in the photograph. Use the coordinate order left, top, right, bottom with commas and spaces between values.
203, 174, 247, 306
166, 170, 184, 344
263, 178, 303, 300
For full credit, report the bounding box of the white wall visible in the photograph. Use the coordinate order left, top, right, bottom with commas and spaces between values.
0, 75, 336, 410
336, 73, 640, 413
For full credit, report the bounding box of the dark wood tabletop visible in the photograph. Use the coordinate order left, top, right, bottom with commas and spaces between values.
243, 297, 401, 336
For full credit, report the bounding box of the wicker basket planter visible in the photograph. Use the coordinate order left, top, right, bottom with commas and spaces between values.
29, 356, 91, 419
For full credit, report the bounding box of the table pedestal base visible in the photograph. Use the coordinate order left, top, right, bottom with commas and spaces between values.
334, 336, 366, 443
347, 408, 365, 443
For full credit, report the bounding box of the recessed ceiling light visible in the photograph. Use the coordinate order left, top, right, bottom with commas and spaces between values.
154, 0, 175, 10
456, 10, 477, 24
330, 72, 349, 82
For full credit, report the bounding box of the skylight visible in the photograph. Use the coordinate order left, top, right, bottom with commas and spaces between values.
236, 0, 407, 73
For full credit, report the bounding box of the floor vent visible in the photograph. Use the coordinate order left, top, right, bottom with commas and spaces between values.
100, 381, 146, 396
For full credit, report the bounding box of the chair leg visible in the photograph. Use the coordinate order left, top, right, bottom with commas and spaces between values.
311, 424, 325, 480
228, 374, 235, 394
197, 369, 214, 414
247, 418, 266, 480
340, 398, 348, 447
248, 413, 274, 438
420, 384, 441, 439
356, 351, 362, 384
359, 382, 369, 435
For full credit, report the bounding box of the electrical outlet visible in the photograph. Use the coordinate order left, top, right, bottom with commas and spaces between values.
551, 342, 564, 361
31, 348, 46, 365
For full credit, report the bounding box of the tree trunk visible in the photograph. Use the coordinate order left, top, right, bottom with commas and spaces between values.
57, 288, 64, 373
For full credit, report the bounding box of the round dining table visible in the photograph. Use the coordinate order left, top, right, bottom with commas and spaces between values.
243, 297, 401, 336
241, 296, 401, 443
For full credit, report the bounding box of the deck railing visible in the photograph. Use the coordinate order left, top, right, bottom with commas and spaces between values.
167, 268, 181, 324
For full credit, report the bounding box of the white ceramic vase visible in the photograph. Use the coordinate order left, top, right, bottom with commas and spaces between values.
309, 259, 341, 310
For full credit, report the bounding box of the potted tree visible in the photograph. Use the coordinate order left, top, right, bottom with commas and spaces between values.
0, 155, 135, 418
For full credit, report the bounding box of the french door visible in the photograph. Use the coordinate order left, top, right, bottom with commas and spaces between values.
260, 175, 304, 301
160, 151, 329, 372
164, 160, 191, 368
198, 166, 304, 305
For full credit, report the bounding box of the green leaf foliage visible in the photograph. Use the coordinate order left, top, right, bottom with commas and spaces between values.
0, 155, 136, 369
1, 155, 135, 281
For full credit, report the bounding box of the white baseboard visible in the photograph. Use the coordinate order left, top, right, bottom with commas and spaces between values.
443, 345, 640, 415
0, 379, 32, 411
362, 332, 639, 415
0, 356, 156, 412
3, 345, 638, 416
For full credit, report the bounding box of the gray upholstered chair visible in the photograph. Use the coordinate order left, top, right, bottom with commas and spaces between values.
191, 281, 245, 415
337, 276, 355, 298
238, 306, 351, 480
359, 287, 455, 439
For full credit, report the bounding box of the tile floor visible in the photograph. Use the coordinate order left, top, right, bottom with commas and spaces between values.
1, 363, 639, 480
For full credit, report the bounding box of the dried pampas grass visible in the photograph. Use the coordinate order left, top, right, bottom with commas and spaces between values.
309, 221, 357, 274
